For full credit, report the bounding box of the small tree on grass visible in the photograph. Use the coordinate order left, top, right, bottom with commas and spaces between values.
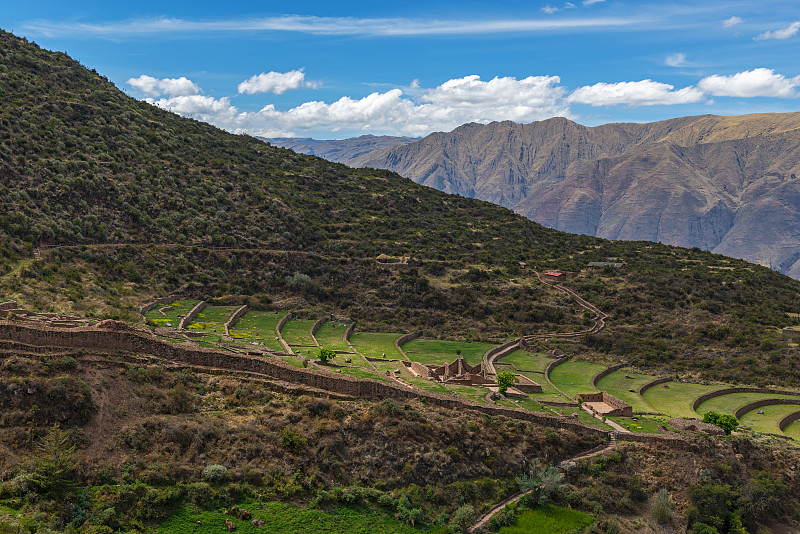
703, 411, 739, 435
496, 371, 516, 397
318, 348, 336, 364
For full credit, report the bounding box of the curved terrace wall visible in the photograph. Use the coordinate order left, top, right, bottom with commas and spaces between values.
591, 363, 627, 389
224, 305, 248, 337
779, 411, 800, 432
310, 318, 326, 348
276, 313, 294, 354
638, 378, 672, 396
734, 398, 800, 420
178, 301, 206, 330
395, 331, 421, 361
693, 387, 800, 411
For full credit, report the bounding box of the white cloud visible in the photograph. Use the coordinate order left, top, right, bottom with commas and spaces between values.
698, 68, 800, 98
541, 5, 560, 14
755, 21, 800, 41
142, 75, 569, 137
665, 53, 687, 67
237, 69, 318, 95
126, 75, 200, 98
568, 80, 704, 107
24, 14, 642, 38
723, 16, 743, 28
583, 0, 605, 4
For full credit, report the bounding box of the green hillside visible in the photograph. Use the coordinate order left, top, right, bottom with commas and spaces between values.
1, 29, 800, 386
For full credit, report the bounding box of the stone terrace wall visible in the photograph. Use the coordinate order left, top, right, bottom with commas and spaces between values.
483, 339, 521, 374
693, 387, 800, 411
515, 374, 542, 394
395, 331, 421, 361
344, 323, 355, 344
224, 305, 248, 337
734, 398, 800, 419
0, 301, 18, 312
140, 296, 177, 316
276, 313, 294, 354
779, 411, 800, 432
638, 377, 672, 396
578, 391, 633, 417
0, 321, 621, 441
591, 363, 627, 389
403, 360, 433, 379
178, 301, 206, 330
617, 432, 690, 451
310, 318, 326, 348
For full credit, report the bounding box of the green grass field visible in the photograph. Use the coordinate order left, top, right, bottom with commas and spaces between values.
594, 369, 659, 413
401, 338, 493, 366
548, 361, 606, 399
337, 367, 394, 384
642, 382, 722, 419
696, 392, 800, 417
405, 376, 452, 394
784, 419, 800, 441
187, 305, 240, 334
371, 359, 412, 377
313, 321, 353, 352
228, 310, 287, 352
158, 502, 424, 534
448, 384, 491, 403
608, 415, 669, 434
281, 318, 318, 347
350, 332, 404, 359
144, 299, 198, 328
739, 404, 800, 435
499, 505, 594, 534
495, 350, 553, 373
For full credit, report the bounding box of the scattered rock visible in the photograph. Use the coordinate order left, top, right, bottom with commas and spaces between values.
559, 460, 578, 476
758, 409, 764, 414
225, 519, 236, 531
663, 384, 670, 389
489, 391, 501, 401
344, 358, 352, 363
252, 519, 265, 528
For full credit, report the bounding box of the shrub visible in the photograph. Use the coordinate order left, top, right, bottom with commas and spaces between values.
318, 348, 336, 364
496, 371, 516, 397
450, 505, 475, 533
201, 464, 228, 484
280, 428, 306, 451
651, 488, 672, 524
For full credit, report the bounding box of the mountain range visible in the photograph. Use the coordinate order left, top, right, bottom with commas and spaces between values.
267, 114, 800, 278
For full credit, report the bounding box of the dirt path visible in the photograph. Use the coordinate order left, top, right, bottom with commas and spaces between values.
468, 433, 616, 533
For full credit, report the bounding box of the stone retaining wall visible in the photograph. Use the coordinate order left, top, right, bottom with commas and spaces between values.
733, 398, 800, 419
693, 386, 800, 411
395, 331, 421, 361
0, 301, 18, 312
540, 400, 579, 408
638, 377, 672, 396
344, 323, 355, 344
577, 391, 633, 417
140, 296, 178, 316
483, 339, 522, 374
779, 411, 800, 432
617, 432, 690, 450
178, 301, 206, 330
224, 305, 248, 337
276, 313, 294, 354
310, 318, 326, 348
591, 363, 628, 389
545, 354, 572, 398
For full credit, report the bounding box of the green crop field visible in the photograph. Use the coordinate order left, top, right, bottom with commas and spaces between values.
228, 310, 286, 352
158, 502, 424, 534
642, 382, 722, 418
499, 505, 594, 534
349, 332, 404, 359
144, 299, 199, 328
548, 361, 606, 399
739, 404, 800, 435
313, 321, 353, 352
401, 338, 493, 366
281, 318, 318, 347
187, 305, 240, 334
495, 350, 553, 373
594, 369, 659, 413
696, 392, 800, 416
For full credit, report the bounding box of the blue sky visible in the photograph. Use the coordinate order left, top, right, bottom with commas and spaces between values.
5, 0, 800, 138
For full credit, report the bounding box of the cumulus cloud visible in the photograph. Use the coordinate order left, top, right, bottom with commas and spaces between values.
723, 16, 743, 28
141, 75, 569, 137
237, 69, 319, 95
698, 68, 800, 98
568, 80, 704, 107
755, 21, 800, 41
541, 5, 560, 14
126, 75, 200, 98
665, 53, 687, 67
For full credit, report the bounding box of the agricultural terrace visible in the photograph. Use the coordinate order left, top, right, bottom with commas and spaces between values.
739, 404, 800, 436
499, 505, 595, 534
401, 338, 494, 366
280, 318, 317, 348
548, 360, 607, 399
594, 369, 659, 413
641, 382, 721, 419
227, 310, 286, 352
785, 420, 800, 441
144, 299, 198, 328
349, 332, 404, 360
494, 350, 566, 403
696, 392, 800, 417
187, 305, 240, 334
313, 321, 352, 352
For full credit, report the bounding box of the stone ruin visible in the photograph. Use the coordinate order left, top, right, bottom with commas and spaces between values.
404, 357, 493, 386
0, 301, 95, 328
577, 391, 633, 417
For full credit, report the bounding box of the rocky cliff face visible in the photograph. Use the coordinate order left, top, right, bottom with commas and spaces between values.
274, 114, 800, 277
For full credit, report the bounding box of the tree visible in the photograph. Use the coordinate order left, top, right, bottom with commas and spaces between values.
32, 425, 76, 496
496, 371, 516, 397
450, 505, 475, 533
318, 347, 336, 364
703, 411, 739, 435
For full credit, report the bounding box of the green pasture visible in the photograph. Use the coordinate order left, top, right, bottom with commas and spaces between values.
499, 505, 594, 534
642, 382, 722, 419
329, 352, 373, 369
548, 407, 613, 430
505, 370, 564, 404
158, 502, 423, 534
696, 391, 800, 417
405, 376, 451, 395
495, 350, 553, 373
608, 415, 668, 434
349, 332, 404, 359
784, 420, 800, 441
495, 397, 544, 413
448, 384, 491, 404
144, 299, 198, 328
594, 369, 659, 413
313, 321, 353, 352
228, 310, 286, 352
401, 338, 493, 366
337, 366, 394, 384
739, 404, 800, 436
548, 360, 606, 399
281, 318, 318, 346
371, 359, 412, 377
